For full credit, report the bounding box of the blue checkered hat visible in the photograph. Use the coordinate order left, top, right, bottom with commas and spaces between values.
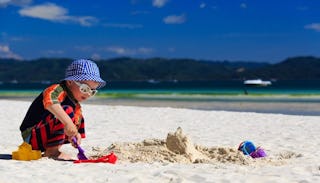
63, 59, 106, 89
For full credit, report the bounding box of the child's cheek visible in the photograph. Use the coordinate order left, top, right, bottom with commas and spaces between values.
71, 88, 81, 100
76, 92, 83, 101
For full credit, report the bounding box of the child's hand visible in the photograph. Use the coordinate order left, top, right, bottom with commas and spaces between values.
64, 122, 78, 137
69, 133, 82, 148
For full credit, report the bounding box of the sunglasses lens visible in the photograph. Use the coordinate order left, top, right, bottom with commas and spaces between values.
79, 85, 89, 93
91, 90, 97, 96
78, 83, 97, 96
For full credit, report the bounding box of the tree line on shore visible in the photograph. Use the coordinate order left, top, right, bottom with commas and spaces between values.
0, 56, 319, 83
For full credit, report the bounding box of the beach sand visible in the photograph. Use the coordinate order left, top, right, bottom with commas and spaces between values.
0, 99, 320, 182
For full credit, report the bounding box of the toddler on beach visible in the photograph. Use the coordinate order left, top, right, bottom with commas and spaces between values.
19, 59, 106, 160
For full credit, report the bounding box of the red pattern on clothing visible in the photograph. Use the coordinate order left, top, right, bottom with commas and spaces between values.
29, 105, 85, 151
42, 83, 83, 129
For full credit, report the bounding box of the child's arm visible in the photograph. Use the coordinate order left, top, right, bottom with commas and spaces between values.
46, 103, 78, 138
42, 84, 80, 145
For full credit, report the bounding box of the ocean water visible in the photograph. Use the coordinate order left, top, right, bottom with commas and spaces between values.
101, 80, 320, 95
1, 80, 319, 116
1, 80, 320, 94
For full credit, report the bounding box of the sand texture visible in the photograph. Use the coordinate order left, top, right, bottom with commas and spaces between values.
0, 100, 320, 183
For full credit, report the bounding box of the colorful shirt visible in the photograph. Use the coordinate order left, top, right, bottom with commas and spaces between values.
20, 82, 85, 138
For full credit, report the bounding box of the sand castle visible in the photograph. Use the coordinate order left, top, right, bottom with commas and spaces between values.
91, 127, 252, 165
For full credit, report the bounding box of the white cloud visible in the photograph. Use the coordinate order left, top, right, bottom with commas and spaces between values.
0, 44, 9, 52
19, 3, 67, 21
240, 3, 247, 9
0, 0, 11, 7
137, 47, 153, 54
106, 47, 128, 55
18, 3, 98, 26
106, 46, 153, 55
91, 53, 101, 60
75, 16, 98, 27
163, 14, 186, 24
305, 23, 320, 32
103, 23, 143, 29
152, 0, 168, 8
0, 0, 32, 8
0, 44, 22, 60
200, 3, 206, 9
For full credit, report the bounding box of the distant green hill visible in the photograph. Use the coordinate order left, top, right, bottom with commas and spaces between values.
247, 56, 320, 80
0, 56, 319, 82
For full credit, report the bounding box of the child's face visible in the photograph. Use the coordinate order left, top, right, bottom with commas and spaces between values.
67, 80, 100, 102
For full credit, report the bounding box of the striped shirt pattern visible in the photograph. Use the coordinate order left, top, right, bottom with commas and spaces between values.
20, 83, 85, 151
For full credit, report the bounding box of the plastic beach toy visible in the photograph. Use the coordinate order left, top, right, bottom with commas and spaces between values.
12, 142, 42, 161
238, 141, 256, 155
72, 137, 88, 160
249, 147, 267, 158
73, 152, 117, 164
238, 141, 267, 158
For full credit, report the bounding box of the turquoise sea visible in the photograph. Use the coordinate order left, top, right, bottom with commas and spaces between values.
102, 80, 320, 95
1, 80, 319, 94
1, 80, 320, 116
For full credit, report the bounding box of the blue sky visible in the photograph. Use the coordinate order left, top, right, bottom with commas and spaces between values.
1, 0, 320, 63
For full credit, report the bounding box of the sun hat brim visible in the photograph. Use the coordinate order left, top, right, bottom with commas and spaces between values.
63, 75, 106, 89
63, 59, 106, 89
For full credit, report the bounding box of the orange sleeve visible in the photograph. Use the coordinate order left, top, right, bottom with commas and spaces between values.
43, 84, 67, 109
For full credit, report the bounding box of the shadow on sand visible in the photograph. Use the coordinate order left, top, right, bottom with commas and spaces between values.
0, 154, 12, 160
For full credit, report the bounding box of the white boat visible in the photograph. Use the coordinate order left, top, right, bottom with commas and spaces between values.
244, 79, 271, 86
147, 79, 160, 84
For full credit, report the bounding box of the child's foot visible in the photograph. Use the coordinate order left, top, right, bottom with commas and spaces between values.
56, 152, 74, 161
44, 147, 75, 161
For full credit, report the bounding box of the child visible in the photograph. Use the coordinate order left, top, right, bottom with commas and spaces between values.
20, 59, 106, 160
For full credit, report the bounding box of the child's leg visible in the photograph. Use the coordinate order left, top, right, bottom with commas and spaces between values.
30, 105, 75, 159
44, 145, 73, 160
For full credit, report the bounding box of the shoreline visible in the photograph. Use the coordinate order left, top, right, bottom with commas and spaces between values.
1, 95, 320, 116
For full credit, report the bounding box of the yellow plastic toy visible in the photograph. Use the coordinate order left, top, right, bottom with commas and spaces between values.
12, 142, 42, 161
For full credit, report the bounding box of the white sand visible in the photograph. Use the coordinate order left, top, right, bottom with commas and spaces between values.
0, 99, 320, 182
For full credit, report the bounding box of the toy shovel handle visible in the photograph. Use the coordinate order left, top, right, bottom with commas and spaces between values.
72, 136, 78, 146
72, 137, 84, 153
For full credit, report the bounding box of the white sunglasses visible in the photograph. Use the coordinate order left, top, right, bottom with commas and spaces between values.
74, 81, 98, 96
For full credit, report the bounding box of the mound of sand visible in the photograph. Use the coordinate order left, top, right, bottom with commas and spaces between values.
90, 127, 300, 165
